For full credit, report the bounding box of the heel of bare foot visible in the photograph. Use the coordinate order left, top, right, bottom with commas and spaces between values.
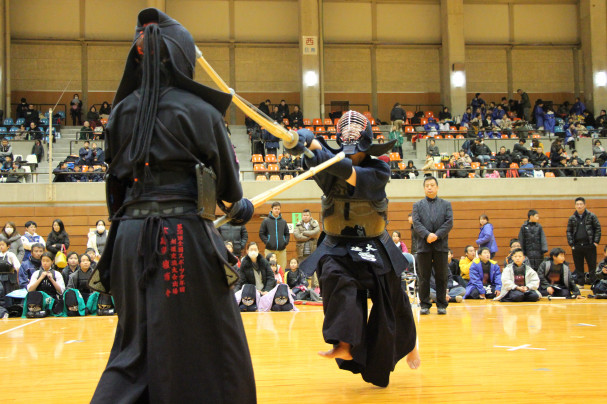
405, 345, 421, 369
318, 341, 353, 360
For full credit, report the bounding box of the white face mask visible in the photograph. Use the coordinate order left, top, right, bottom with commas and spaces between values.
97, 225, 105, 233
5, 228, 13, 236
248, 251, 258, 259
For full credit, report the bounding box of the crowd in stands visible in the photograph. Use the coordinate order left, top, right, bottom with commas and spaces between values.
53, 140, 107, 182
0, 219, 113, 319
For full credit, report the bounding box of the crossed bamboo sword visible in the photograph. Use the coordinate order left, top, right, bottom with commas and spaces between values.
194, 47, 346, 228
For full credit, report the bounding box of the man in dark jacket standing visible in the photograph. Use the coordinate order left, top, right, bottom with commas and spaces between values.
518, 210, 548, 270
219, 223, 248, 257
517, 89, 531, 121
259, 201, 290, 270
412, 176, 454, 315
566, 197, 601, 285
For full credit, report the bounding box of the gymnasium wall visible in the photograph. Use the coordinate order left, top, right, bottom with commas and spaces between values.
1, 178, 604, 266
7, 0, 587, 123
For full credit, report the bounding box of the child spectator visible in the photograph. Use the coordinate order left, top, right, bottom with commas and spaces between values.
592, 245, 607, 296
388, 125, 404, 158
285, 257, 320, 301
465, 247, 502, 299
430, 268, 464, 304
447, 249, 466, 287
20, 221, 45, 263
66, 253, 94, 303
0, 239, 20, 306
24, 252, 65, 317
392, 231, 409, 253
518, 210, 548, 270
476, 214, 497, 258
459, 245, 476, 282
46, 219, 70, 260
269, 258, 284, 285
496, 248, 540, 302
61, 251, 80, 285
504, 239, 530, 267
1, 222, 24, 262
537, 248, 582, 298
31, 139, 44, 164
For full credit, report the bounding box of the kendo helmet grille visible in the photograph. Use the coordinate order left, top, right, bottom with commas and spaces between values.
337, 110, 368, 145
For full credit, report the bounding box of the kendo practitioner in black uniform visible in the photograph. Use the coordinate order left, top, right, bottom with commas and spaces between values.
286, 110, 420, 388
89, 8, 256, 403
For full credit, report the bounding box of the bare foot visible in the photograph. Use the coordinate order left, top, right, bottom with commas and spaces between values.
405, 345, 421, 369
318, 341, 353, 360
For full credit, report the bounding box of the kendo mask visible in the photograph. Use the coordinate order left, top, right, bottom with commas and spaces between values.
271, 284, 293, 312
336, 111, 395, 156
113, 8, 232, 115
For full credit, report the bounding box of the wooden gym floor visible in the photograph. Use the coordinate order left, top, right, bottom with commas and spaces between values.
1, 297, 605, 403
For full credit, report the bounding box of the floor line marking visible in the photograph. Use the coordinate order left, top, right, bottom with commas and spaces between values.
0, 319, 43, 336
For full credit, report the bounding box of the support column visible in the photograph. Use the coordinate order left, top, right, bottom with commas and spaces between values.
1, 0, 10, 117
440, 0, 467, 116
580, 0, 607, 113
147, 0, 166, 11
299, 0, 321, 120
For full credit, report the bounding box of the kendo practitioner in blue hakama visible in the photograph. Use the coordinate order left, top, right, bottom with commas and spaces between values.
286, 111, 420, 388
89, 8, 256, 403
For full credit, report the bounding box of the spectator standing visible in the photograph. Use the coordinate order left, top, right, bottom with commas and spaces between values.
24, 104, 39, 126
476, 214, 498, 258
46, 219, 70, 260
70, 94, 83, 125
518, 210, 548, 270
517, 89, 531, 121
20, 221, 45, 263
412, 176, 454, 315
218, 223, 248, 257
1, 222, 25, 262
388, 126, 404, 158
277, 100, 289, 120
16, 98, 29, 119
470, 93, 486, 112
31, 139, 44, 164
390, 103, 406, 131
293, 209, 320, 263
566, 197, 601, 285
570, 97, 585, 116
259, 201, 290, 270
258, 99, 271, 116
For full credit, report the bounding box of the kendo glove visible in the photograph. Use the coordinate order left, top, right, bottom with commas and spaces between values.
283, 129, 315, 156
305, 149, 353, 180
222, 198, 254, 225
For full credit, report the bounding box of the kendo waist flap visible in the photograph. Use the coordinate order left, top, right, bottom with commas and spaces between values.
321, 196, 388, 238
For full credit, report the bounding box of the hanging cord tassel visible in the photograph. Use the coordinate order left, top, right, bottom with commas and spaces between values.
129, 23, 162, 190
137, 215, 165, 289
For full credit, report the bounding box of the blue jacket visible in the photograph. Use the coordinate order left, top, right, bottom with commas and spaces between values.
544, 113, 556, 133
476, 223, 498, 253
492, 109, 505, 121
18, 259, 41, 289
461, 113, 473, 125
534, 105, 545, 128
262, 129, 280, 150
424, 119, 439, 132
570, 101, 585, 116
465, 258, 502, 297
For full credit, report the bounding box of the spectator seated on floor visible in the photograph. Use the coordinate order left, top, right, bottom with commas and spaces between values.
593, 245, 607, 296
537, 248, 582, 299
65, 253, 94, 311
430, 268, 465, 304
504, 239, 529, 268
496, 248, 540, 302
459, 245, 476, 283
0, 238, 20, 307
465, 247, 502, 300
285, 258, 320, 302
447, 249, 466, 287
24, 252, 65, 318
79, 121, 94, 140
18, 243, 44, 289
61, 252, 80, 285
235, 242, 276, 297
